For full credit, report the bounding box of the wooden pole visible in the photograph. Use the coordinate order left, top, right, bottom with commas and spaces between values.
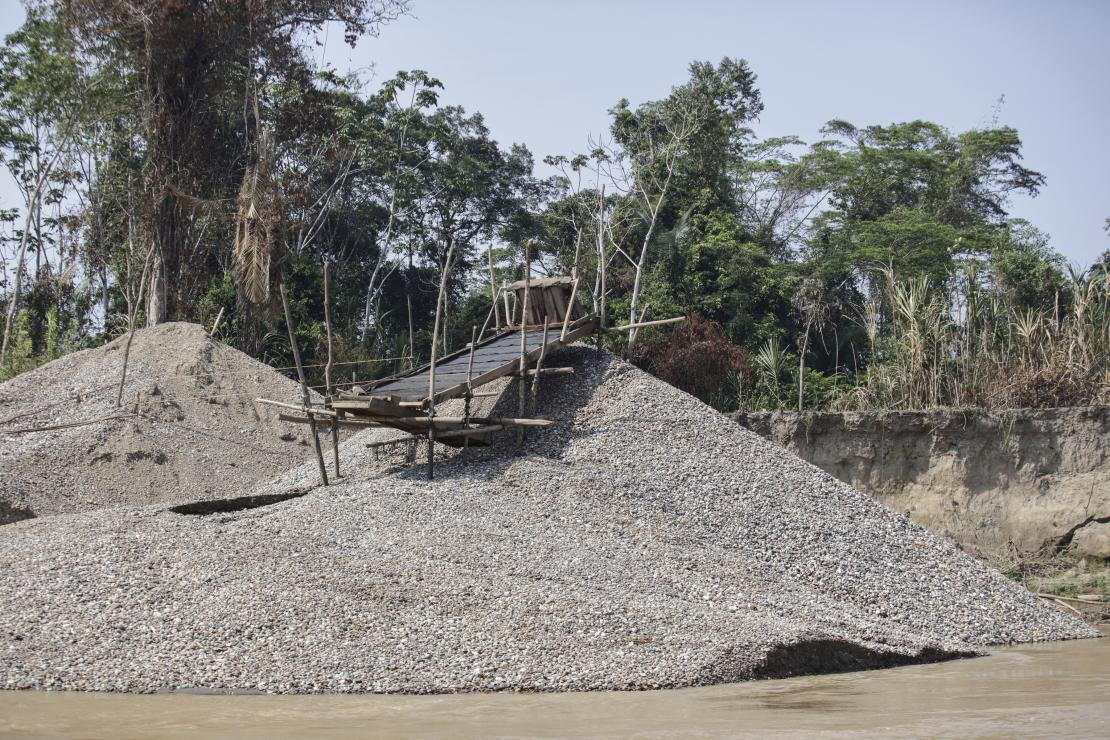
531, 317, 550, 415
427, 239, 457, 479
406, 288, 415, 370
608, 316, 686, 333
464, 324, 477, 459
502, 282, 512, 327
517, 241, 532, 447
208, 306, 225, 337
488, 242, 500, 330
280, 281, 328, 487
323, 261, 340, 477
561, 278, 580, 342
477, 288, 499, 341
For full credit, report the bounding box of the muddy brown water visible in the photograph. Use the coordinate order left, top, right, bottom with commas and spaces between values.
2, 632, 1107, 739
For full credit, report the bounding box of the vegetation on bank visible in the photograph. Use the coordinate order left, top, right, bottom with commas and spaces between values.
0, 1, 1107, 412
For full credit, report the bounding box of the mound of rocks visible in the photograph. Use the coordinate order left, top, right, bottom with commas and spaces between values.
0, 323, 318, 522
0, 347, 1098, 693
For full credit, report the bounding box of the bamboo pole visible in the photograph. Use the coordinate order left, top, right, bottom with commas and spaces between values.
323, 261, 340, 477
464, 324, 477, 459
608, 316, 686, 332
561, 278, 580, 342
427, 239, 457, 479
406, 291, 415, 370
209, 306, 225, 337
435, 424, 503, 439
255, 397, 337, 416
388, 416, 552, 427
477, 287, 499, 341
488, 242, 500, 330
280, 282, 328, 487
517, 241, 532, 447
531, 317, 550, 414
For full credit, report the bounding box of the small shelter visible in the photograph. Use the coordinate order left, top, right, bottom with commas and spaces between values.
507, 276, 583, 327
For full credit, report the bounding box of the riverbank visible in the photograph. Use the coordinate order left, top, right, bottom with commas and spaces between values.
2, 628, 1106, 739
731, 407, 1110, 563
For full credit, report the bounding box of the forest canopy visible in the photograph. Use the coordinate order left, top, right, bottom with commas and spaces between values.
0, 0, 1107, 410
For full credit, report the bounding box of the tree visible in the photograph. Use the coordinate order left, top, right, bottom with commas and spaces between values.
0, 5, 86, 368
61, 0, 410, 324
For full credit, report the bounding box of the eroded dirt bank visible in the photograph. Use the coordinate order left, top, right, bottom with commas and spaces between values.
732, 407, 1110, 560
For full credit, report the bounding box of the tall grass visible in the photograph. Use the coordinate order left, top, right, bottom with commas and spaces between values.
836, 264, 1110, 411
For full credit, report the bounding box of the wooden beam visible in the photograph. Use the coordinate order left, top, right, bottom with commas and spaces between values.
280, 282, 328, 487
389, 416, 552, 428
520, 367, 574, 376
608, 315, 683, 332
278, 413, 381, 429
434, 424, 504, 440
256, 398, 337, 417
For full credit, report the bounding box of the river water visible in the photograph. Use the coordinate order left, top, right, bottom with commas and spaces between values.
2, 632, 1107, 739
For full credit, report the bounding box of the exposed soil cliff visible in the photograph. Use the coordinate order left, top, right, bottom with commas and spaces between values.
732, 407, 1110, 561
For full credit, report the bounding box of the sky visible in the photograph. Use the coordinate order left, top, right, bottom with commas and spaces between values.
2, 0, 1107, 266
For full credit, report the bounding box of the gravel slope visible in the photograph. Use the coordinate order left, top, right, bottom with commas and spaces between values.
0, 323, 318, 522
0, 347, 1098, 693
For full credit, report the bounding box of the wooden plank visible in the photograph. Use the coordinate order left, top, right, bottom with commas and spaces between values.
256, 398, 338, 417
353, 316, 597, 404
278, 413, 381, 429
434, 424, 503, 439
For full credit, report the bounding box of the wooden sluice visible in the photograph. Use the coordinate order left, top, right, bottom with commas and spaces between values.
262, 276, 596, 458
329, 313, 596, 447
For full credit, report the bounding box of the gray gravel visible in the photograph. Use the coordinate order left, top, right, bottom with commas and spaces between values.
0, 346, 1099, 694
0, 323, 319, 521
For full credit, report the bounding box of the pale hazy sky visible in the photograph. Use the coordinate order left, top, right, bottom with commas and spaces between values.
3, 0, 1108, 266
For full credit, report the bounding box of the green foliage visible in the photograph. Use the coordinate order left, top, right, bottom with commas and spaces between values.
0, 309, 37, 380
0, 17, 1101, 419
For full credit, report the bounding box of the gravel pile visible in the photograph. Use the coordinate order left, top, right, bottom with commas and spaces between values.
0, 346, 1098, 693
0, 323, 319, 522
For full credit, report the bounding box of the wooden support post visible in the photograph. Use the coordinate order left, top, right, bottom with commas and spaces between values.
280, 281, 328, 487
406, 291, 416, 370
323, 261, 340, 478
561, 278, 579, 342
464, 324, 477, 459
427, 239, 457, 480
502, 282, 512, 328
488, 242, 500, 330
531, 317, 550, 415
209, 306, 224, 337
517, 242, 531, 447
478, 288, 498, 342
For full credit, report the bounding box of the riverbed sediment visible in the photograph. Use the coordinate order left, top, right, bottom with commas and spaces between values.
0, 336, 1096, 694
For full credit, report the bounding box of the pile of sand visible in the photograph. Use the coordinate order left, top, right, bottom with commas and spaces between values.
0, 323, 319, 523
0, 347, 1096, 693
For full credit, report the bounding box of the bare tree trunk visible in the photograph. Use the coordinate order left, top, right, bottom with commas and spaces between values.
0, 139, 70, 368
593, 185, 606, 326
0, 211, 35, 370
797, 322, 812, 413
